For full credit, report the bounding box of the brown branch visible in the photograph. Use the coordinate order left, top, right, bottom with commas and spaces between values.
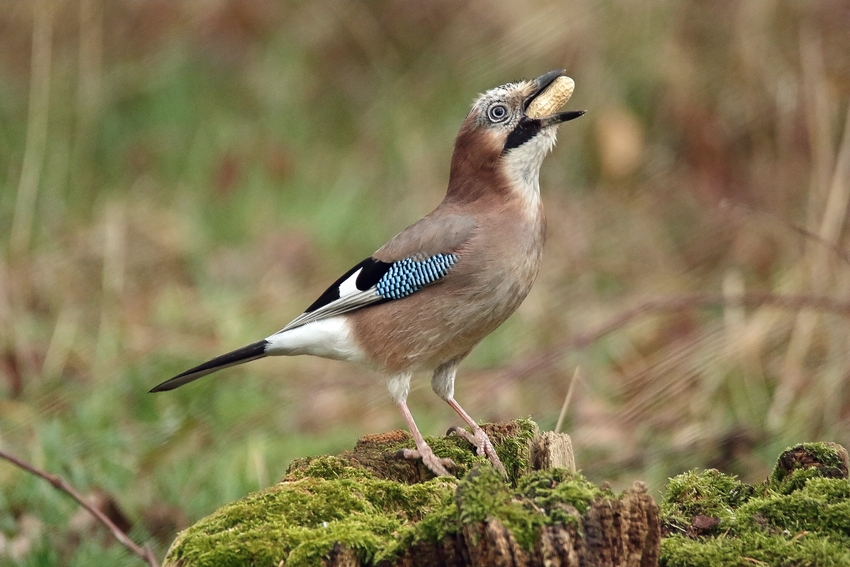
720, 199, 850, 266
0, 447, 159, 567
502, 292, 850, 381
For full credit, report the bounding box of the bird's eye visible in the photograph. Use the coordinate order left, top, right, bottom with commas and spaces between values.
487, 104, 509, 123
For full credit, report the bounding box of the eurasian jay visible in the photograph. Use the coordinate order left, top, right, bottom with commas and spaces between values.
150, 70, 585, 477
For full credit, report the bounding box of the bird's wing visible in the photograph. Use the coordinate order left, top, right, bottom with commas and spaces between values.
149, 211, 476, 393
276, 211, 476, 333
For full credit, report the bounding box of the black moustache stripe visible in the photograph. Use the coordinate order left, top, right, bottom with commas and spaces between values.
503, 119, 541, 154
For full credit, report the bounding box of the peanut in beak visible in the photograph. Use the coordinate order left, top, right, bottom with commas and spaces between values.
526, 76, 575, 119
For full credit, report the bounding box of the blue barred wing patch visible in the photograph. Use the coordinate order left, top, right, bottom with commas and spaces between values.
375, 254, 458, 300
278, 253, 459, 333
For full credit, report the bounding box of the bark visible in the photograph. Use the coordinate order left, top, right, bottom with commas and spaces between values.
382, 480, 659, 567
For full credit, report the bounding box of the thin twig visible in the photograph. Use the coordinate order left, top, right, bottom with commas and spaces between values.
0, 447, 159, 567
502, 292, 850, 381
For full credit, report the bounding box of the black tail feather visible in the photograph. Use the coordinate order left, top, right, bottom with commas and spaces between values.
150, 340, 268, 393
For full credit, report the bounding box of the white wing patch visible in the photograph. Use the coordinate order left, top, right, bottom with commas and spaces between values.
338, 267, 363, 298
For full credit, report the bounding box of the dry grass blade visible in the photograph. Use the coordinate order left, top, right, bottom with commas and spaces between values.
554, 366, 581, 434
10, 0, 53, 257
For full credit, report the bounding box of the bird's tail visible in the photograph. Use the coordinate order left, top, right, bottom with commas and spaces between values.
149, 340, 268, 392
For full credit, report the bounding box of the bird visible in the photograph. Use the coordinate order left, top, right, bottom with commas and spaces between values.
150, 70, 585, 477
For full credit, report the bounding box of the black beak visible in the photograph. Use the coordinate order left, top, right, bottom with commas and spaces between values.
543, 109, 586, 126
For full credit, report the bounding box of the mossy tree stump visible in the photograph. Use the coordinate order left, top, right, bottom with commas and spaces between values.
162, 419, 660, 567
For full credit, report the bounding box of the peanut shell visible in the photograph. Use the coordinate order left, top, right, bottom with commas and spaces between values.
526, 76, 575, 119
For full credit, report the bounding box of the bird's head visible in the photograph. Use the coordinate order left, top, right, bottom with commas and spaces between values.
447, 70, 584, 203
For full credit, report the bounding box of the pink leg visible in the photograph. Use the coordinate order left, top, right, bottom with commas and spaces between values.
395, 400, 455, 477
446, 398, 508, 478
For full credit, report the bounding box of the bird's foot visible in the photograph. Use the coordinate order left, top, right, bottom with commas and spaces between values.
397, 446, 455, 477
448, 425, 508, 478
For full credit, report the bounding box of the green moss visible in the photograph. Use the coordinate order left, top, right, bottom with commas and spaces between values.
455, 466, 603, 549
285, 456, 376, 481
733, 478, 850, 543
455, 466, 543, 549
659, 442, 850, 567
409, 501, 460, 543
165, 474, 456, 567
660, 469, 754, 535
401, 417, 538, 483
661, 533, 850, 567
490, 418, 539, 482
517, 468, 602, 525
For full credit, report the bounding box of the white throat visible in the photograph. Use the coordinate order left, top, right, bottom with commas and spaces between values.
501, 127, 557, 215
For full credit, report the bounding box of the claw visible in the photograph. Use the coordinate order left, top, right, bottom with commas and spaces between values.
396, 447, 455, 477
448, 425, 508, 478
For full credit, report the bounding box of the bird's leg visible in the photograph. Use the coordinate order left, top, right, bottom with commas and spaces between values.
387, 371, 454, 477
430, 359, 507, 478
395, 400, 455, 477
445, 398, 508, 478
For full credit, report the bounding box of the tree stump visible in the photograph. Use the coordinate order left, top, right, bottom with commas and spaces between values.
162, 419, 660, 567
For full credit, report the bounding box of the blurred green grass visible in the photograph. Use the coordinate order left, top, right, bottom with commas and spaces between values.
2, 0, 850, 564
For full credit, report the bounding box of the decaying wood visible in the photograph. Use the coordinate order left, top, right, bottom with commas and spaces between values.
531, 430, 576, 472
383, 480, 658, 567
